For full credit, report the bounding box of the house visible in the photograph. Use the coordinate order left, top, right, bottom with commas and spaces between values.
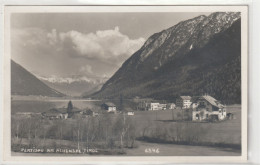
192, 95, 226, 121
148, 103, 167, 110
149, 103, 160, 110
136, 98, 153, 111
56, 108, 69, 119
101, 102, 117, 113
167, 103, 176, 110
83, 109, 100, 117
138, 102, 149, 110
176, 96, 192, 109
158, 104, 167, 110
42, 107, 83, 120
124, 107, 135, 116
59, 107, 82, 119
137, 101, 151, 111
62, 113, 68, 119
41, 108, 63, 120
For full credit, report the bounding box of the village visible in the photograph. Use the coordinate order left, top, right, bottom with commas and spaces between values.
15, 94, 235, 122
11, 94, 241, 156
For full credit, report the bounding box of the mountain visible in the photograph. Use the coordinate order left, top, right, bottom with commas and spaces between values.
38, 75, 107, 97
11, 60, 64, 97
90, 12, 241, 104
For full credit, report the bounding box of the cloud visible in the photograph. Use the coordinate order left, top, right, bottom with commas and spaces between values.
47, 29, 58, 45
59, 27, 145, 62
79, 64, 93, 74
11, 27, 145, 79
13, 27, 145, 65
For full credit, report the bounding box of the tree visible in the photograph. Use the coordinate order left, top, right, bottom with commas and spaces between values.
119, 94, 124, 111
171, 109, 174, 121
55, 120, 64, 147
141, 117, 152, 138
125, 118, 136, 148
67, 101, 73, 117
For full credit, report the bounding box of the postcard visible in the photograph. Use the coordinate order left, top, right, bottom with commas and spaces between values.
2, 5, 248, 163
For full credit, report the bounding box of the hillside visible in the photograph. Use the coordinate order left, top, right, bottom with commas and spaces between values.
90, 12, 241, 104
11, 60, 64, 97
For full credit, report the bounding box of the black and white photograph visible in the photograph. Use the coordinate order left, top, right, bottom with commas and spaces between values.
2, 5, 248, 163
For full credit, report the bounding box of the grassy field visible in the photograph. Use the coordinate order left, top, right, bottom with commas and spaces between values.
11, 100, 241, 155
126, 141, 240, 156
11, 100, 241, 144
131, 105, 241, 145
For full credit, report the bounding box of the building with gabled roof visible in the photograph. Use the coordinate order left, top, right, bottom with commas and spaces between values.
167, 103, 176, 110
192, 95, 226, 121
201, 95, 224, 109
123, 107, 135, 116
41, 106, 83, 120
197, 95, 224, 110
41, 108, 63, 119
176, 96, 192, 109
101, 102, 117, 113
56, 108, 69, 119
83, 109, 101, 117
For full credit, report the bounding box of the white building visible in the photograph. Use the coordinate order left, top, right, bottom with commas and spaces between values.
101, 102, 117, 113
167, 103, 176, 109
176, 96, 192, 109
149, 103, 160, 110
158, 104, 167, 110
192, 95, 226, 121
149, 103, 167, 110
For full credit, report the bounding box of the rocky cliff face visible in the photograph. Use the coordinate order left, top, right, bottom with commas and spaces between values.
90, 12, 241, 104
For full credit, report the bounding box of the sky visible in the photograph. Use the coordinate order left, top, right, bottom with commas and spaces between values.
11, 12, 211, 81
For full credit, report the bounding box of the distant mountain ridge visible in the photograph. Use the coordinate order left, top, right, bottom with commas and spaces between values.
90, 12, 241, 104
39, 76, 107, 96
38, 75, 108, 84
11, 60, 64, 97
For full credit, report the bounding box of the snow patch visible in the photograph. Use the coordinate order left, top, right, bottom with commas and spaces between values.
189, 44, 193, 50
37, 75, 108, 84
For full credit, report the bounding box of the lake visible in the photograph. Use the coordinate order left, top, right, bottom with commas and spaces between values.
11, 99, 102, 114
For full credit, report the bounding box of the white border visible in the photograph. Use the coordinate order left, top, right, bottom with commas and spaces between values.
2, 5, 248, 164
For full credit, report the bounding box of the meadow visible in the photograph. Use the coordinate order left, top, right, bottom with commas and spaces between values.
132, 105, 241, 145
11, 99, 241, 156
